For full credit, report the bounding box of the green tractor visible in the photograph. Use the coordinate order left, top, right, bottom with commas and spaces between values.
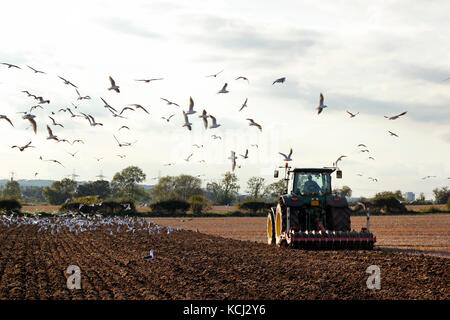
267, 164, 375, 249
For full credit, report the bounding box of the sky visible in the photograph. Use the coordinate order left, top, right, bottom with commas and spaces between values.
0, 0, 449, 199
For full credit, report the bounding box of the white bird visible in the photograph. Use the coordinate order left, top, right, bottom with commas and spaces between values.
182, 111, 192, 131
108, 76, 120, 93
246, 118, 262, 131
384, 111, 407, 120
239, 98, 248, 112
279, 148, 293, 161
186, 97, 196, 115
49, 116, 64, 128
46, 125, 58, 140
0, 114, 14, 127
143, 249, 154, 260
228, 151, 238, 171
199, 110, 208, 129
162, 114, 175, 122
239, 149, 248, 159
58, 76, 78, 88
206, 70, 223, 78
317, 93, 328, 114
161, 98, 180, 107
217, 83, 229, 94
209, 115, 221, 129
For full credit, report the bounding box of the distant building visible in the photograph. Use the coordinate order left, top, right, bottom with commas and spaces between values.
404, 192, 415, 202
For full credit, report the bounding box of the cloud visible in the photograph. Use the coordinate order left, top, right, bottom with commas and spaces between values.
99, 17, 163, 39
396, 64, 450, 84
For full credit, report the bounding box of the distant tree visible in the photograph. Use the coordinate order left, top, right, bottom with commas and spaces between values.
21, 186, 45, 203
77, 180, 111, 199
373, 190, 404, 202
189, 195, 211, 214
246, 177, 266, 199
206, 172, 240, 205
264, 179, 287, 199
151, 175, 203, 202
432, 187, 450, 204
1, 180, 22, 200
42, 178, 77, 205
332, 185, 352, 198
111, 166, 146, 201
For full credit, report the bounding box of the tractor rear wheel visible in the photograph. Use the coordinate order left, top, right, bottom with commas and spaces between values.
330, 207, 351, 231
267, 211, 275, 245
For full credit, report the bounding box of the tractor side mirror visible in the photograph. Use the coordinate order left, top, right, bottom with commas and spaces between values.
336, 170, 342, 179
274, 170, 279, 178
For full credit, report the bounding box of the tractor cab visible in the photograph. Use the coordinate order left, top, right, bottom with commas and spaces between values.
291, 168, 333, 196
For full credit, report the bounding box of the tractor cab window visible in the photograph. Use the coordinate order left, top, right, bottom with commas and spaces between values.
293, 172, 331, 195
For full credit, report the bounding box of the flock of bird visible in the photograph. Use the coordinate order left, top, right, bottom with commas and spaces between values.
1, 61, 447, 184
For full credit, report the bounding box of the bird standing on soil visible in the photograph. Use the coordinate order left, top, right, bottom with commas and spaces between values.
143, 250, 154, 260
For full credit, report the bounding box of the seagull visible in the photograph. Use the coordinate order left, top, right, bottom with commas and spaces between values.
87, 115, 103, 126
182, 111, 192, 131
49, 116, 64, 128
184, 153, 193, 162
211, 135, 221, 140
0, 115, 14, 127
186, 97, 196, 115
22, 114, 37, 134
27, 65, 46, 74
67, 151, 78, 157
36, 96, 50, 104
209, 115, 221, 129
143, 249, 154, 260
384, 111, 407, 120
357, 173, 363, 176
357, 144, 367, 148
117, 154, 126, 158
58, 76, 78, 88
235, 76, 249, 83
347, 111, 359, 118
360, 149, 370, 153
75, 89, 91, 100
317, 93, 328, 114
108, 108, 127, 119
239, 98, 248, 112
118, 126, 130, 131
229, 151, 238, 172
199, 110, 208, 129
192, 144, 203, 148
161, 98, 180, 107
71, 139, 84, 145
422, 175, 436, 180
164, 163, 175, 166
217, 83, 229, 94
11, 141, 34, 152
239, 149, 249, 159
46, 125, 58, 141
272, 77, 286, 85
162, 114, 175, 122
368, 157, 375, 160
250, 144, 258, 148
43, 158, 65, 167
368, 177, 378, 182
65, 108, 83, 118
108, 76, 120, 92
100, 97, 118, 113
206, 70, 223, 77
135, 78, 163, 83
1, 63, 21, 69
129, 104, 149, 114
30, 105, 43, 113
119, 106, 134, 115
113, 135, 135, 147
94, 157, 103, 162
279, 148, 293, 161
388, 130, 399, 137
246, 118, 262, 131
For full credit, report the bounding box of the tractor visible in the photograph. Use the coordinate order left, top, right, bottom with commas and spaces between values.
267, 164, 376, 249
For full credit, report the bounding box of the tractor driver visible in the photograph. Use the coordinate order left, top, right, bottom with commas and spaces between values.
302, 174, 321, 194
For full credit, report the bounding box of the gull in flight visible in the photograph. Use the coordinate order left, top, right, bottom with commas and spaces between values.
217, 83, 229, 94
87, 114, 103, 126
161, 98, 180, 107
186, 97, 196, 115
239, 98, 248, 112
357, 173, 363, 176
49, 116, 64, 128
272, 77, 286, 85
235, 76, 249, 83
1, 62, 21, 69
100, 97, 118, 113
94, 157, 103, 162
360, 149, 370, 153
71, 139, 84, 145
117, 154, 126, 158
209, 115, 221, 129
199, 110, 208, 129
129, 104, 149, 114
246, 118, 262, 131
12, 141, 34, 152
388, 130, 399, 137
317, 93, 328, 114
368, 177, 378, 182
239, 149, 249, 159
279, 148, 293, 161
0, 115, 14, 127
58, 76, 78, 88
162, 114, 175, 122
40, 156, 64, 167
384, 111, 407, 120
334, 155, 347, 167
212, 135, 221, 140
206, 70, 223, 78
228, 151, 238, 172
36, 96, 50, 104
347, 111, 359, 118
108, 76, 120, 93
67, 151, 78, 157
182, 111, 192, 131
30, 105, 43, 113
22, 114, 37, 134
76, 89, 91, 100
357, 144, 367, 148
192, 144, 203, 148
118, 126, 130, 131
135, 78, 163, 83
46, 125, 58, 141
251, 144, 258, 148
113, 135, 136, 147
422, 175, 436, 180
143, 249, 154, 260
368, 157, 375, 160
164, 163, 175, 166
108, 108, 127, 119
27, 65, 46, 74
184, 153, 193, 162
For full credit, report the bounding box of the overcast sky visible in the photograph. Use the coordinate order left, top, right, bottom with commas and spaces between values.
0, 0, 449, 199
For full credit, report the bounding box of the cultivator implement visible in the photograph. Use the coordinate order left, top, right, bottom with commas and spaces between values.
288, 230, 376, 250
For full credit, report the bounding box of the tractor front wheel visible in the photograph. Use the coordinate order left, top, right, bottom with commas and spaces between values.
267, 211, 276, 245
275, 203, 287, 247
